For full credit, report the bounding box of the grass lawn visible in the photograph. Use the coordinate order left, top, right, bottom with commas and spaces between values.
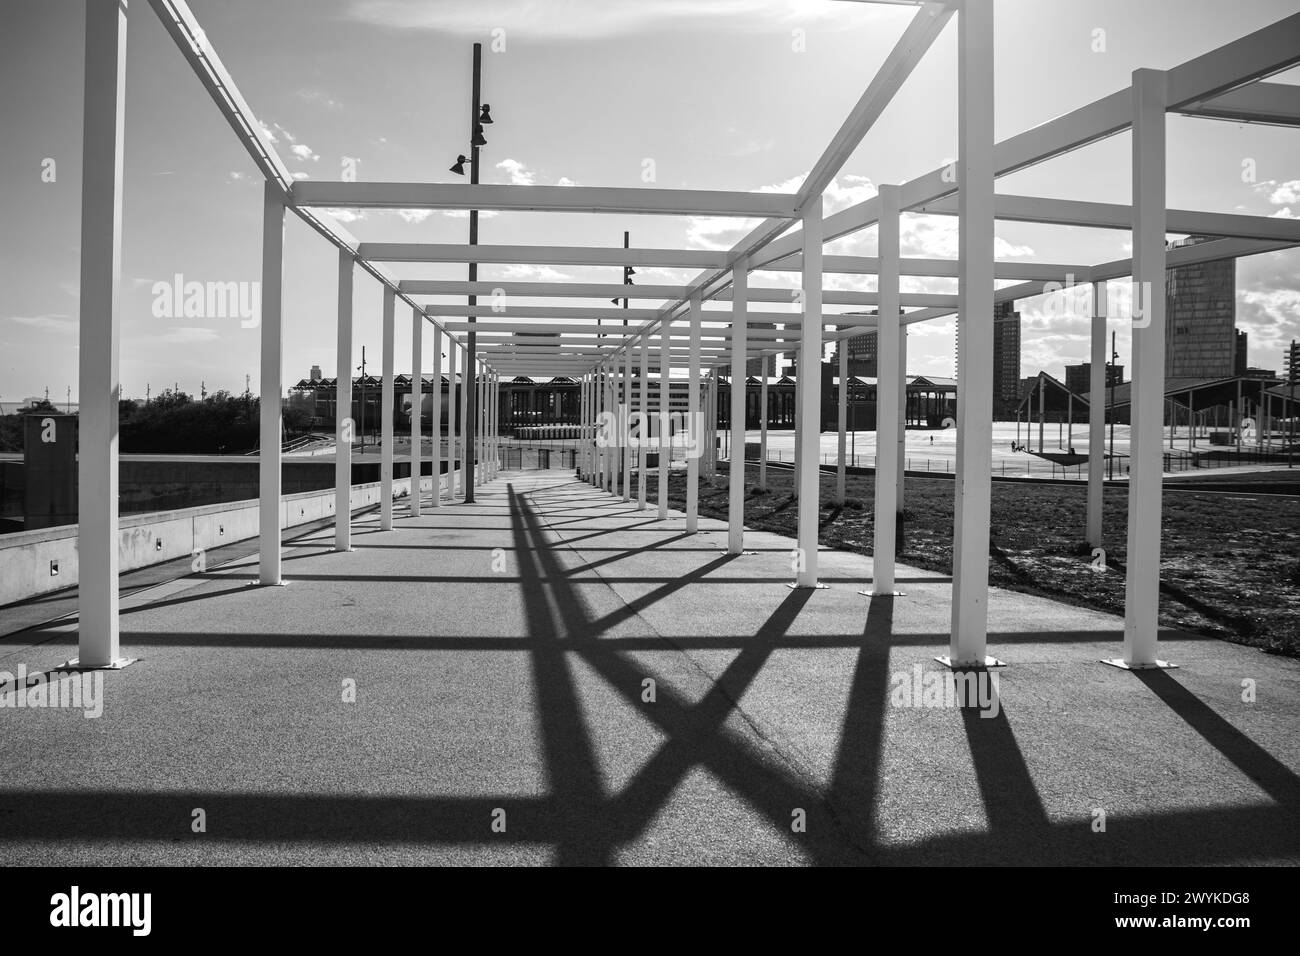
638, 464, 1300, 657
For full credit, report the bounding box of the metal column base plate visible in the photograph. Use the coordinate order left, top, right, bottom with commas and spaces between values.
59, 657, 138, 671
249, 579, 290, 587
333, 547, 356, 553
787, 582, 830, 590
859, 590, 906, 597
935, 655, 1007, 670
1100, 658, 1178, 670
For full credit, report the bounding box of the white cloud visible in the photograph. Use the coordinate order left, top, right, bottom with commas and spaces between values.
443, 209, 499, 219
497, 158, 536, 186
1267, 180, 1300, 205
1269, 207, 1297, 219
331, 208, 367, 223
396, 209, 432, 223
291, 143, 320, 162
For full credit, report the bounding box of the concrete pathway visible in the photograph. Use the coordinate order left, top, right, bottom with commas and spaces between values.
1, 470, 1296, 865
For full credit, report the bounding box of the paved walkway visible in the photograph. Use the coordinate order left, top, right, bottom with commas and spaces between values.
1, 470, 1296, 865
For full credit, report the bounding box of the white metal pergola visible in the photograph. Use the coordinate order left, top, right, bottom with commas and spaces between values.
72, 0, 1300, 675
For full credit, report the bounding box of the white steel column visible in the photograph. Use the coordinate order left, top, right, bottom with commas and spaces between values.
638, 341, 649, 509
380, 286, 396, 530
687, 294, 703, 533
947, 0, 997, 667
607, 362, 617, 493
74, 0, 129, 667
659, 322, 670, 518
258, 183, 287, 585
759, 354, 770, 491
794, 198, 825, 588
623, 347, 633, 501
458, 341, 469, 496
587, 371, 596, 485
1115, 69, 1174, 670
447, 341, 458, 497
1086, 282, 1107, 547
729, 258, 749, 553
410, 306, 423, 516
836, 340, 848, 505
869, 185, 903, 598
597, 364, 607, 490
431, 324, 443, 506
588, 371, 597, 485
335, 250, 354, 549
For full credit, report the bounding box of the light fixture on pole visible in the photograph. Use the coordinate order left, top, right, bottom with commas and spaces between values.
449, 154, 474, 176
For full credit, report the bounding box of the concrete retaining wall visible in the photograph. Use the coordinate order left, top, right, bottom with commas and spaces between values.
0, 464, 482, 608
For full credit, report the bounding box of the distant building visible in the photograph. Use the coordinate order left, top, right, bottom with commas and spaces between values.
993, 302, 1021, 417
1165, 236, 1238, 379
835, 324, 879, 377
1236, 330, 1249, 376
1064, 362, 1124, 395
953, 302, 1021, 417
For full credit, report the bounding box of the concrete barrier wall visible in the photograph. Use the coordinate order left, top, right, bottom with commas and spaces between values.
0, 464, 482, 607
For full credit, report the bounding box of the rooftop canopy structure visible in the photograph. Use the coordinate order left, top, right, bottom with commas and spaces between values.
71, 0, 1300, 679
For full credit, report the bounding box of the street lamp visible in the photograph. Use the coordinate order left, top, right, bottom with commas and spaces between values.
444, 44, 494, 503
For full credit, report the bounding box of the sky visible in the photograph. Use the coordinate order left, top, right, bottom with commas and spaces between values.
1, 0, 1298, 403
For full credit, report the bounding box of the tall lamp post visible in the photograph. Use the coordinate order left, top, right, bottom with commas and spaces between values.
450, 43, 492, 503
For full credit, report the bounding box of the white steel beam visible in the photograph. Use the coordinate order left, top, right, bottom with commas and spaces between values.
359, 243, 729, 269
431, 325, 443, 508
447, 340, 458, 498
335, 250, 354, 550
402, 280, 692, 300
760, 254, 1089, 282
293, 181, 799, 218
947, 0, 996, 669
623, 345, 633, 501
729, 259, 749, 554
1086, 282, 1106, 548
638, 339, 649, 511
1178, 82, 1300, 126
1117, 69, 1175, 670
687, 294, 703, 533
794, 199, 825, 588
915, 193, 1300, 243
380, 286, 396, 530
258, 182, 286, 587
74, 0, 129, 668
659, 324, 670, 518
871, 186, 903, 598
411, 304, 423, 516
